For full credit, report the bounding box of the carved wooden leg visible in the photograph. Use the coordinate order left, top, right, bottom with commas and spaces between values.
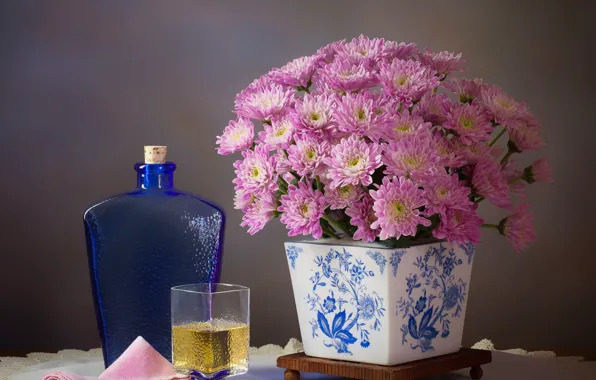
284, 369, 300, 380
470, 365, 483, 379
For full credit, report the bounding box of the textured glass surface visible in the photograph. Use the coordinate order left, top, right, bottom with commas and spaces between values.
84, 162, 225, 367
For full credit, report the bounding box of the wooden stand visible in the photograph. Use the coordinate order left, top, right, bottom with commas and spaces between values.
277, 348, 491, 380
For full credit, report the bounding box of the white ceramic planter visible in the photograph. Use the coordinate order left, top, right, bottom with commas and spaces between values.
284, 239, 475, 366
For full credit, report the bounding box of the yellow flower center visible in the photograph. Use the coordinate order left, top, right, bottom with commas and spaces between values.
495, 96, 514, 109
403, 155, 422, 169
310, 112, 321, 121
250, 167, 260, 178
356, 108, 367, 120
274, 127, 287, 138
347, 157, 360, 167
305, 148, 316, 161
437, 186, 449, 197
389, 200, 408, 220
339, 186, 353, 198
299, 203, 310, 215
460, 117, 474, 129
395, 122, 412, 133
231, 129, 246, 141
395, 75, 409, 86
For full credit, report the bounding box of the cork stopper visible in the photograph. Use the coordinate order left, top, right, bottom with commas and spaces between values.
144, 146, 168, 164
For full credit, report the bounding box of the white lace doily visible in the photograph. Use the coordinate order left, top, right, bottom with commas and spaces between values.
0, 338, 564, 380
0, 339, 303, 380
0, 348, 104, 380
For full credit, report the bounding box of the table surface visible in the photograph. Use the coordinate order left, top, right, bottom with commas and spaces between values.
2, 339, 595, 380
4, 349, 595, 380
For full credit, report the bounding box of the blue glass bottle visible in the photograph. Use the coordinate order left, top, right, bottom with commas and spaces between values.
83, 146, 225, 367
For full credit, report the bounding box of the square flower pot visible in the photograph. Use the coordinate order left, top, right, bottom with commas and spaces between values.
285, 239, 475, 366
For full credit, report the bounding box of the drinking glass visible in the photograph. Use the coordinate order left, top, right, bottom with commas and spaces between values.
171, 284, 250, 379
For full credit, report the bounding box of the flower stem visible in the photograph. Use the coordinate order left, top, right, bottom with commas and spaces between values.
315, 176, 324, 192
322, 213, 352, 237
508, 175, 522, 185
488, 128, 506, 147
500, 150, 514, 165
321, 223, 340, 239
481, 223, 499, 229
474, 196, 485, 203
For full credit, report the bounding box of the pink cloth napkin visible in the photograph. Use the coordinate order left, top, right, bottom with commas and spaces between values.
41, 337, 189, 380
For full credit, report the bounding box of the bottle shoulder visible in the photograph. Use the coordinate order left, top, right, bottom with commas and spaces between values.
83, 188, 225, 221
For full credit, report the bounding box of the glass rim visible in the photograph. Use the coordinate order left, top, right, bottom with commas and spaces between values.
171, 283, 249, 295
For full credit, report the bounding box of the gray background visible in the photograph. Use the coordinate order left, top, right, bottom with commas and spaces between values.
1, 0, 594, 355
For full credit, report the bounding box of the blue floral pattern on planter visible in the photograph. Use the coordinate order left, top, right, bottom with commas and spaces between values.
305, 248, 386, 354
366, 250, 405, 277
366, 251, 387, 274
459, 242, 475, 265
397, 244, 467, 352
286, 244, 303, 270
390, 251, 406, 277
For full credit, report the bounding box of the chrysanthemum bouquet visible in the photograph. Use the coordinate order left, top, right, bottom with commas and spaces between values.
216, 35, 551, 251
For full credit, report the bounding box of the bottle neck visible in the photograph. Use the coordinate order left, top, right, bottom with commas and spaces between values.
135, 162, 176, 189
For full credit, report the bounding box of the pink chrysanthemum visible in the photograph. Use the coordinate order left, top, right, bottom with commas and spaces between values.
414, 92, 453, 126
502, 160, 526, 198
418, 49, 465, 76
287, 134, 329, 177
278, 182, 326, 239
451, 140, 491, 165
383, 110, 432, 141
378, 59, 440, 107
318, 59, 379, 93
444, 103, 493, 145
233, 146, 278, 194
507, 112, 544, 151
216, 117, 255, 155
431, 130, 467, 168
234, 188, 255, 211
241, 191, 278, 235
471, 157, 511, 208
370, 176, 431, 240
524, 158, 553, 183
382, 41, 418, 61
325, 183, 365, 210
481, 86, 527, 124
258, 117, 294, 150
383, 133, 441, 183
334, 34, 386, 66
333, 92, 389, 140
433, 207, 483, 244
508, 172, 526, 198
270, 54, 323, 88
325, 136, 383, 189
234, 76, 295, 121
291, 93, 336, 134
499, 203, 536, 251
424, 174, 473, 217
316, 40, 345, 64
445, 78, 486, 103
274, 150, 292, 174
345, 195, 379, 242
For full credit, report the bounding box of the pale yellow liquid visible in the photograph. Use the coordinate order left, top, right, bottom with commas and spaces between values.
172, 321, 249, 376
